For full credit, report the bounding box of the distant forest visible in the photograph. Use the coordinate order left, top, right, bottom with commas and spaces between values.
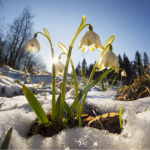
75, 51, 149, 84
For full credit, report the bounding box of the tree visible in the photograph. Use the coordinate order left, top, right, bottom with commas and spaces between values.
123, 56, 131, 79
135, 51, 143, 75
75, 62, 81, 76
118, 54, 123, 68
86, 63, 92, 76
0, 7, 47, 71
143, 52, 149, 73
118, 54, 123, 80
82, 58, 87, 75
6, 7, 34, 69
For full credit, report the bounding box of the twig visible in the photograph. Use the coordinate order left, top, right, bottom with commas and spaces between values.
92, 108, 105, 129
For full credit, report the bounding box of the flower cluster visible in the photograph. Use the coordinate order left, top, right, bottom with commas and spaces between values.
24, 16, 121, 129
78, 31, 119, 73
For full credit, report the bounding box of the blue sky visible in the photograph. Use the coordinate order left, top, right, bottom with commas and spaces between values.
0, 0, 150, 73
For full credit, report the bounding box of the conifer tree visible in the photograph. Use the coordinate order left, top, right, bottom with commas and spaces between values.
135, 51, 143, 75
143, 52, 149, 73
118, 54, 123, 68
82, 58, 87, 75
118, 54, 123, 80
124, 56, 131, 79
87, 63, 94, 77
75, 62, 81, 76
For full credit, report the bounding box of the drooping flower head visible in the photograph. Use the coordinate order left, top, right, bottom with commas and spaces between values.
54, 58, 65, 76
97, 50, 120, 73
121, 70, 127, 77
78, 31, 103, 53
25, 37, 40, 53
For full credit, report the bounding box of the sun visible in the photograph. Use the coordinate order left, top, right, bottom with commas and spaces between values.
53, 57, 58, 64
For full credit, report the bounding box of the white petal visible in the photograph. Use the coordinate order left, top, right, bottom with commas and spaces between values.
78, 30, 102, 50
78, 40, 82, 49
81, 45, 88, 53
25, 37, 40, 53
102, 51, 118, 68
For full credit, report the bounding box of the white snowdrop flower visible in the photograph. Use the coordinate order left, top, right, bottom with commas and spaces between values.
97, 50, 120, 73
25, 37, 40, 53
26, 77, 30, 83
78, 31, 103, 53
54, 59, 65, 76
121, 70, 127, 77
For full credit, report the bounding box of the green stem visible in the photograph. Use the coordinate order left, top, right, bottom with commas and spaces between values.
36, 31, 55, 123
40, 81, 47, 98
59, 18, 92, 121
79, 61, 98, 116
59, 53, 80, 115
69, 58, 80, 115
121, 75, 122, 91
60, 46, 72, 120
48, 39, 56, 123
24, 67, 38, 97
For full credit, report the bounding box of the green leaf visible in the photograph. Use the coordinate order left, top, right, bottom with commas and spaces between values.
55, 93, 74, 118
79, 15, 86, 29
144, 106, 149, 112
102, 80, 105, 91
1, 128, 12, 149
119, 105, 123, 129
79, 117, 82, 127
110, 74, 118, 89
104, 34, 115, 49
55, 93, 61, 118
22, 85, 50, 127
64, 101, 74, 117
65, 68, 112, 122
57, 42, 68, 55
43, 28, 50, 38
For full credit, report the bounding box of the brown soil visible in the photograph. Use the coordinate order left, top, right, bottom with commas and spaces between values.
27, 110, 122, 137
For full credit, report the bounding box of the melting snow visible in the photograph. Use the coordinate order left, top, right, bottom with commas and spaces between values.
0, 66, 150, 149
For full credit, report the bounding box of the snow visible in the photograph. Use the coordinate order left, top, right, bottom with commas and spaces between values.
0, 65, 150, 149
